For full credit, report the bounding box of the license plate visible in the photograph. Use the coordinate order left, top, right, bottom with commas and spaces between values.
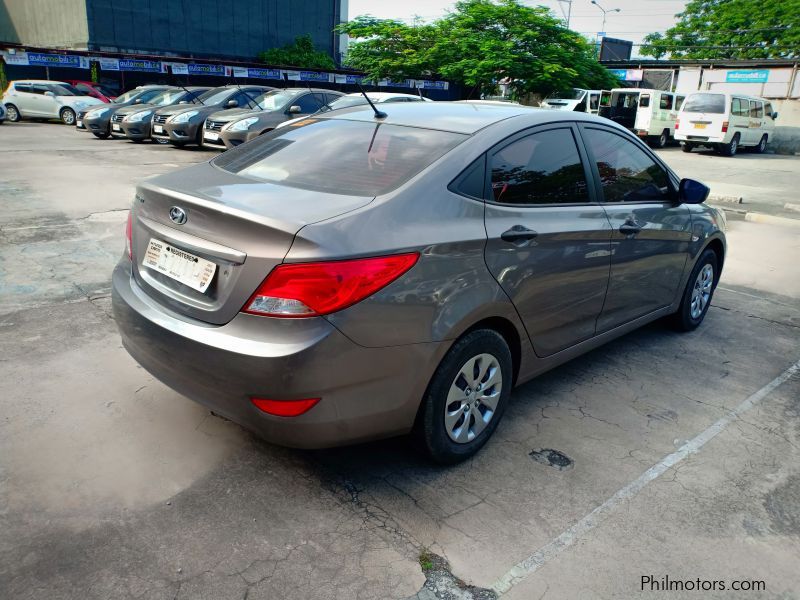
693, 123, 707, 129
112, 123, 121, 132
153, 125, 164, 133
204, 131, 220, 141
143, 238, 216, 293
77, 120, 83, 128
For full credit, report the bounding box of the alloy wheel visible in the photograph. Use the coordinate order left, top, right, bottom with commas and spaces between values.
690, 264, 714, 319
444, 353, 502, 444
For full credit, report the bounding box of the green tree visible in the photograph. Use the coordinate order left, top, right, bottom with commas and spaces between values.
640, 0, 800, 59
339, 0, 617, 98
259, 34, 336, 69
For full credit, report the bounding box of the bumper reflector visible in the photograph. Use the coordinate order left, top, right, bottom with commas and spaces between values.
251, 397, 320, 417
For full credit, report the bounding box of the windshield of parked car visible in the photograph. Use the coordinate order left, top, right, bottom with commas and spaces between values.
548, 88, 585, 100
113, 89, 141, 104
94, 85, 117, 97
51, 84, 84, 96
256, 89, 303, 110
320, 95, 371, 112
213, 119, 467, 196
198, 87, 237, 105
149, 89, 191, 106
682, 93, 726, 114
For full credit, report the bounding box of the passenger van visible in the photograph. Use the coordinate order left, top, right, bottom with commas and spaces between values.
675, 92, 777, 156
598, 88, 684, 147
541, 88, 607, 115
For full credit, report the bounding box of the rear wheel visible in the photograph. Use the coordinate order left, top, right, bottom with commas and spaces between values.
670, 248, 718, 332
681, 142, 694, 153
718, 133, 739, 157
5, 104, 21, 122
417, 329, 512, 464
60, 108, 76, 126
752, 134, 767, 154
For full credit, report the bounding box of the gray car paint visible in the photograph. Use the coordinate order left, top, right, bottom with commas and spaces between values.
78, 86, 172, 136
112, 103, 726, 449
115, 87, 211, 141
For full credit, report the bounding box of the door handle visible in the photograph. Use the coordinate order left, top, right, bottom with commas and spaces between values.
619, 219, 643, 235
501, 225, 538, 243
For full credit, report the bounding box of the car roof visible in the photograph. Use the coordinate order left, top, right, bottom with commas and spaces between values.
320, 101, 609, 134
13, 80, 69, 85
340, 92, 422, 99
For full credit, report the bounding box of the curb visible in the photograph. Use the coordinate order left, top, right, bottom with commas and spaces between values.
708, 205, 800, 228
708, 194, 743, 205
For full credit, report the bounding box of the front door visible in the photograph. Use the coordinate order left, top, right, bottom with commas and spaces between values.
579, 125, 692, 332
483, 124, 612, 357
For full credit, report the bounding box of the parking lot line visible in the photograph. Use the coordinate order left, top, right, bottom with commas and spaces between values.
490, 358, 800, 596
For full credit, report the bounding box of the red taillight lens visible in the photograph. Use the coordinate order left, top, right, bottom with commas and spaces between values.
251, 397, 320, 417
125, 211, 133, 260
722, 121, 729, 133
243, 253, 419, 317
675, 119, 680, 130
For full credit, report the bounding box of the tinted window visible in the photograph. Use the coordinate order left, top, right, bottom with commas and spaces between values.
75, 83, 93, 93
764, 102, 773, 117
490, 128, 589, 205
639, 94, 650, 108
31, 85, 49, 95
293, 93, 325, 113
49, 84, 83, 96
214, 119, 466, 196
683, 93, 725, 114
324, 93, 343, 105
450, 155, 486, 200
231, 90, 260, 109
584, 128, 671, 203
136, 88, 165, 103
676, 96, 685, 109
15, 84, 33, 93
600, 91, 611, 106
731, 98, 747, 117
750, 100, 763, 118
660, 94, 673, 110
589, 93, 599, 110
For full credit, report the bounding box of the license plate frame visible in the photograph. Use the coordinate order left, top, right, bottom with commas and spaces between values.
693, 123, 707, 130
153, 124, 164, 134
112, 123, 122, 132
204, 131, 220, 141
143, 238, 217, 293
76, 120, 83, 128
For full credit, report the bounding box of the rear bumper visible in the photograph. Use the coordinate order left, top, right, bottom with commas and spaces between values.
111, 259, 442, 448
675, 131, 727, 144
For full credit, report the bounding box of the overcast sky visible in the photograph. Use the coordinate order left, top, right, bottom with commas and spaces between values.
347, 0, 689, 57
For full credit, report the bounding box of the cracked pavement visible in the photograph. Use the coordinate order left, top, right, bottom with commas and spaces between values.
2, 123, 799, 599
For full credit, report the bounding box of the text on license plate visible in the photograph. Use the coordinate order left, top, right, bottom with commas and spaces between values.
153, 125, 164, 133
204, 131, 219, 141
112, 124, 121, 131
143, 238, 216, 293
693, 123, 707, 129
77, 120, 83, 127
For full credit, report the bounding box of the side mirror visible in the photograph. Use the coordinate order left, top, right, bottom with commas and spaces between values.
678, 178, 710, 205
772, 112, 778, 120
44, 91, 55, 97
225, 99, 239, 108
134, 98, 143, 104
287, 105, 302, 114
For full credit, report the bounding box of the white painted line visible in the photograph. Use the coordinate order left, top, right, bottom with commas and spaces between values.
491, 359, 800, 596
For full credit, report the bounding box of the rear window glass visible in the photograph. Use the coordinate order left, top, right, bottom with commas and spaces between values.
213, 119, 467, 196
683, 93, 726, 114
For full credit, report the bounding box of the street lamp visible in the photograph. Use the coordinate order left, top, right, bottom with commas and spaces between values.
590, 0, 621, 39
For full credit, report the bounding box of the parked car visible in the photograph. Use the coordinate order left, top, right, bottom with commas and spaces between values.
151, 85, 272, 147
66, 80, 118, 103
0, 103, 5, 124
79, 85, 173, 138
1, 80, 103, 124
113, 103, 726, 463
598, 88, 685, 148
202, 87, 342, 149
115, 87, 211, 142
675, 92, 777, 156
541, 88, 608, 114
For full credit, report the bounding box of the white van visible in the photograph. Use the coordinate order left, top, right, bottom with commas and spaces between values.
1, 80, 103, 125
598, 88, 685, 147
675, 92, 777, 156
541, 88, 607, 115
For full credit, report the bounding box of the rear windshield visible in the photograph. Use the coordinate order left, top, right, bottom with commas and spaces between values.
682, 93, 726, 114
213, 119, 467, 196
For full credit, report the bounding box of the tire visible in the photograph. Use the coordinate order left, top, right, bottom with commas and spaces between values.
417, 329, 513, 464
752, 134, 767, 154
670, 248, 719, 332
92, 131, 110, 139
651, 130, 668, 148
5, 104, 21, 122
681, 142, 694, 153
60, 107, 76, 126
719, 133, 739, 157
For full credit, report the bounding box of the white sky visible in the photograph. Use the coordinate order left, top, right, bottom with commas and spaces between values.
346, 0, 689, 58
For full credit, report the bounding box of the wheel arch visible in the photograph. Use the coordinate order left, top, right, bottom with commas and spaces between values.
460, 316, 522, 387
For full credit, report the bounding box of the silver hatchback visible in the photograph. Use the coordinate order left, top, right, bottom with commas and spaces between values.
112, 103, 726, 463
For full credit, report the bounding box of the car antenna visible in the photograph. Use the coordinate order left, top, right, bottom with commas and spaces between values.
357, 83, 387, 119
416, 83, 425, 100
179, 85, 204, 105
233, 78, 260, 110
282, 73, 289, 89
305, 81, 326, 112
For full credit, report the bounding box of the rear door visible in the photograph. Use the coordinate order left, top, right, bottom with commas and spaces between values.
483, 124, 613, 357
8, 83, 36, 115
748, 100, 764, 145
579, 125, 691, 331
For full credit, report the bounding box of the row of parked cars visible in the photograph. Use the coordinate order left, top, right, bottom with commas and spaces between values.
542, 87, 779, 156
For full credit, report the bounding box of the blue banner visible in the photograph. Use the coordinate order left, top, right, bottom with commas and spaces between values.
187, 63, 227, 77
248, 68, 282, 80
609, 69, 627, 79
421, 80, 447, 90
299, 71, 332, 83
27, 53, 82, 68
119, 58, 163, 73
725, 70, 769, 83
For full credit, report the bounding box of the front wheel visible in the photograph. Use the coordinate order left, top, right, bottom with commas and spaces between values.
752, 134, 767, 154
681, 142, 694, 153
5, 104, 21, 122
417, 329, 512, 464
670, 248, 719, 332
60, 107, 76, 126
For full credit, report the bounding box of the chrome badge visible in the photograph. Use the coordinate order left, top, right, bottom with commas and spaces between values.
169, 206, 187, 225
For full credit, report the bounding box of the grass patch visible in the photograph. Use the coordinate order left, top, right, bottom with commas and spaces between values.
418, 548, 435, 571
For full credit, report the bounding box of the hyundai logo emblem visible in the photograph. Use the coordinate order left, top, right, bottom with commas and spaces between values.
169, 206, 187, 225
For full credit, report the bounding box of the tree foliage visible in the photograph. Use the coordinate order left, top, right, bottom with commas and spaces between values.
259, 34, 336, 70
338, 0, 617, 97
640, 0, 800, 59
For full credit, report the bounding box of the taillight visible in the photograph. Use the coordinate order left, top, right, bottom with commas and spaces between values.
243, 253, 419, 317
722, 121, 729, 133
125, 211, 133, 260
675, 119, 679, 130
251, 397, 320, 417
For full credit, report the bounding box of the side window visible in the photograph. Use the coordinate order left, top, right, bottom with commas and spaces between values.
293, 94, 324, 113
231, 91, 256, 109
589, 93, 599, 110
764, 102, 773, 117
449, 155, 486, 200
490, 128, 589, 205
732, 98, 747, 117
32, 85, 50, 95
659, 94, 673, 110
324, 93, 342, 105
583, 128, 671, 203
75, 83, 92, 94
639, 94, 650, 108
15, 84, 32, 93
676, 95, 685, 109
750, 100, 763, 118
